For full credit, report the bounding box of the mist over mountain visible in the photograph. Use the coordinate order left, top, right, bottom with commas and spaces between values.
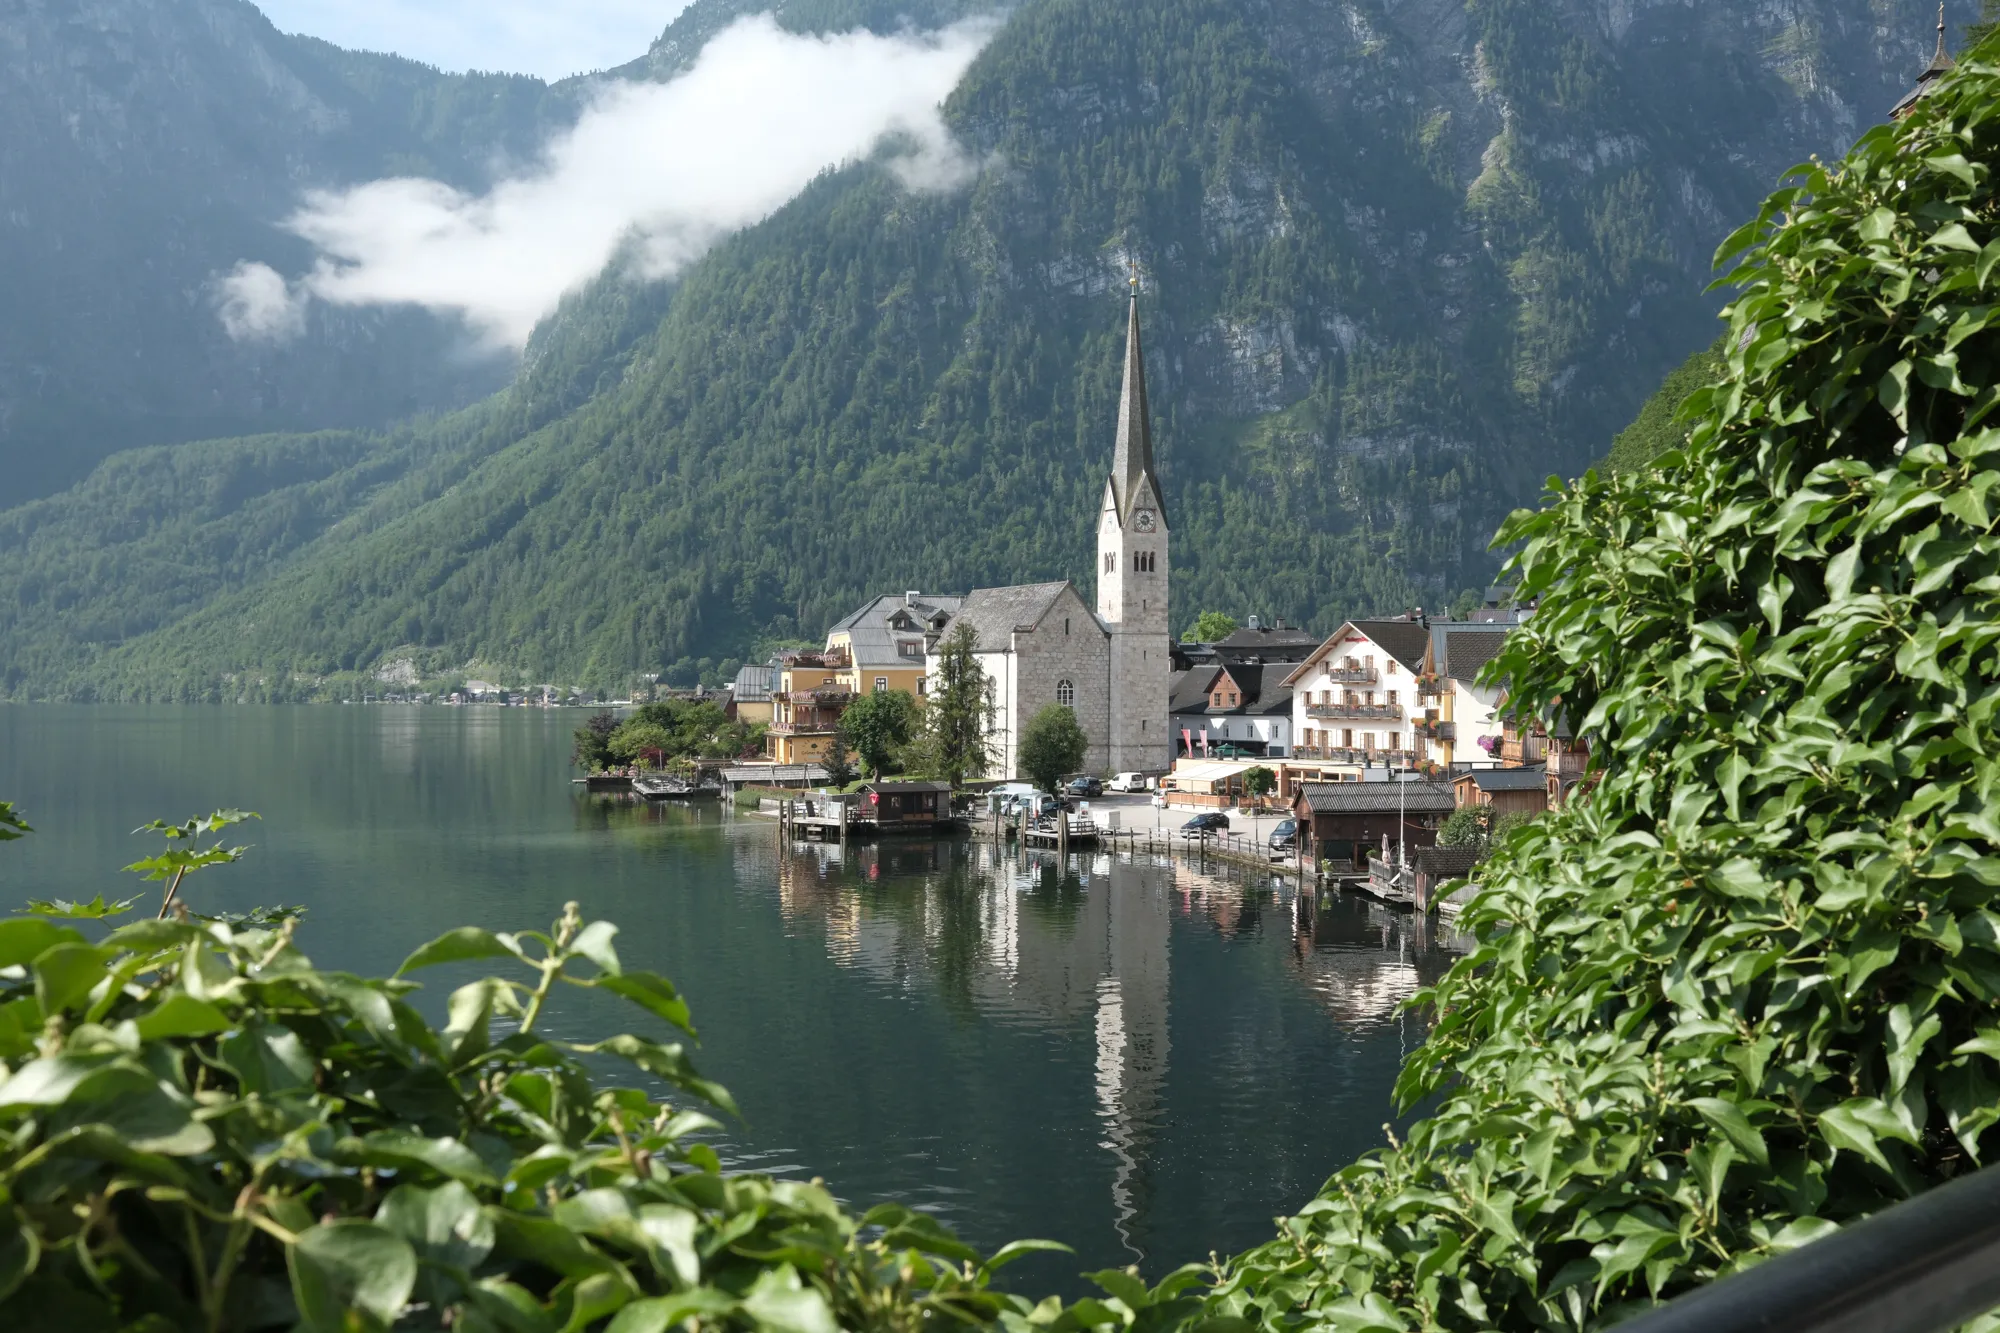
0, 0, 1976, 699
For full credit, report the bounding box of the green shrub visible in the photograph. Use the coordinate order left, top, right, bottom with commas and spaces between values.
0, 882, 1067, 1331
1200, 46, 2000, 1332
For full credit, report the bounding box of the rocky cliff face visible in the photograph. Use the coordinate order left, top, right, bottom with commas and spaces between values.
0, 0, 566, 498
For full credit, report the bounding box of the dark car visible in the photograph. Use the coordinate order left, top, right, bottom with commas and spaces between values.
1180, 811, 1230, 835
1268, 818, 1299, 851
1066, 776, 1103, 797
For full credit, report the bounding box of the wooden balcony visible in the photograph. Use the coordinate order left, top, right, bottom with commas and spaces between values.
1305, 701, 1404, 721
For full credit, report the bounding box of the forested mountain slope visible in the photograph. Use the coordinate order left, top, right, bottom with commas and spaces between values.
0, 0, 1975, 699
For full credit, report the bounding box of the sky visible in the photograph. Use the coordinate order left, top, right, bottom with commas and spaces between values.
256, 0, 686, 80
218, 16, 998, 349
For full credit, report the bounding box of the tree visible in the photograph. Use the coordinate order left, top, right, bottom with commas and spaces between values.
920, 623, 993, 787
1183, 611, 1238, 643
607, 720, 674, 768
1019, 704, 1089, 795
571, 709, 619, 770
1241, 765, 1276, 800
820, 730, 854, 788
1435, 805, 1485, 847
837, 689, 918, 780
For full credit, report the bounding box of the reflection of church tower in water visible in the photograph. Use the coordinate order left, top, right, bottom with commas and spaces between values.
1091, 859, 1170, 1258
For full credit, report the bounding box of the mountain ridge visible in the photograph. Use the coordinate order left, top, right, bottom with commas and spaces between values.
0, 0, 1979, 699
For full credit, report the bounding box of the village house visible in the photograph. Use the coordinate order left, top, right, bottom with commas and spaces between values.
728, 660, 778, 726
1282, 619, 1429, 770
826, 591, 964, 700
1452, 765, 1549, 816
764, 649, 853, 765
1168, 661, 1294, 758
1412, 620, 1515, 769
930, 281, 1172, 781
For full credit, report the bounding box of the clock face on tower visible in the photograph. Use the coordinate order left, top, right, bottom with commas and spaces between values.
1134, 508, 1157, 532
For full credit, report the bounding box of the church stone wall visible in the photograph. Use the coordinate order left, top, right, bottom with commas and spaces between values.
1012, 586, 1112, 778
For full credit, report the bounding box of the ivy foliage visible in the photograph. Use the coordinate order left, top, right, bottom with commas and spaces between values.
0, 885, 1074, 1332
1196, 44, 2000, 1333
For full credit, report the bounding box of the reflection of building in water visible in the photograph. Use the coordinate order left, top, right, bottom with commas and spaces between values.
757, 838, 1170, 1258
1286, 890, 1471, 1029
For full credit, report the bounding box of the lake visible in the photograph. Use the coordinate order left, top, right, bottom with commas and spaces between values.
0, 704, 1468, 1293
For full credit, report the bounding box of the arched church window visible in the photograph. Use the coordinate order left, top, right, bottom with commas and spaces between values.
1056, 679, 1075, 708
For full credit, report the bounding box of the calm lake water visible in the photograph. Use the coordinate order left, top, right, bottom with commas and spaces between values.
0, 705, 1468, 1292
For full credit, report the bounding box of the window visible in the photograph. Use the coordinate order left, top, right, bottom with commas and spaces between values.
917, 679, 927, 696
1056, 679, 1075, 708
1064, 618, 1070, 635
1229, 693, 1238, 706
1104, 552, 1115, 573
874, 677, 888, 693
1388, 660, 1398, 675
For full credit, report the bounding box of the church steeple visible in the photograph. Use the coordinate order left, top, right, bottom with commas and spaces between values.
1110, 274, 1164, 526
1894, 2, 1956, 118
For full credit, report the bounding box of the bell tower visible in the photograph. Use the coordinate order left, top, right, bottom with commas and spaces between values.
1096, 274, 1170, 773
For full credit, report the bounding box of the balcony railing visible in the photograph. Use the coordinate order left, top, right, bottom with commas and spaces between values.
1293, 747, 1418, 766
1306, 702, 1404, 721
1322, 666, 1378, 685
1413, 718, 1456, 741
774, 688, 854, 705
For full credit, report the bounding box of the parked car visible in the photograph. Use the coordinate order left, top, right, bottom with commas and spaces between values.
1268, 818, 1299, 851
1180, 811, 1230, 835
1108, 772, 1148, 793
1066, 776, 1103, 798
1150, 789, 1169, 809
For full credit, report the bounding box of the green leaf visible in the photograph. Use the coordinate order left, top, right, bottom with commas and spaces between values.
377, 1181, 495, 1287
0, 918, 86, 969
594, 972, 694, 1035
604, 1292, 738, 1333
0, 1221, 39, 1302
568, 920, 621, 975
218, 1023, 315, 1095
982, 1238, 1073, 1275
352, 1131, 496, 1187
573, 1035, 736, 1114
134, 993, 233, 1041
289, 1220, 419, 1333
739, 1266, 837, 1333
17, 895, 144, 920
0, 1054, 119, 1108
395, 927, 523, 975
1688, 1097, 1768, 1166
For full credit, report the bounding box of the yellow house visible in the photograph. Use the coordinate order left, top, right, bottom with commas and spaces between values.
824, 591, 964, 702
765, 650, 854, 765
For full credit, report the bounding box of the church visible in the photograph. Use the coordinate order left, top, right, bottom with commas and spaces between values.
928, 281, 1172, 779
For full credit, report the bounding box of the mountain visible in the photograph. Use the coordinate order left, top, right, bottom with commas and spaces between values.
0, 0, 579, 500
0, 0, 1979, 700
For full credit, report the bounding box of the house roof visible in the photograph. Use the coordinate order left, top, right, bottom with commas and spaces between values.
1294, 782, 1456, 814
826, 592, 965, 666
863, 780, 953, 794
1456, 766, 1547, 792
1430, 624, 1510, 682
731, 662, 777, 703
1283, 618, 1430, 685
942, 582, 1096, 653
721, 764, 829, 784
1169, 667, 1221, 714
1213, 621, 1320, 661
1168, 662, 1295, 717
1413, 845, 1482, 876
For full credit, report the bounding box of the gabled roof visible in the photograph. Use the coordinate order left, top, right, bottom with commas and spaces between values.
941, 582, 1098, 653
1169, 667, 1223, 714
731, 662, 777, 703
1213, 622, 1320, 661
862, 780, 953, 794
1456, 766, 1547, 792
1429, 624, 1510, 683
1169, 662, 1295, 716
1294, 782, 1456, 814
1282, 618, 1430, 685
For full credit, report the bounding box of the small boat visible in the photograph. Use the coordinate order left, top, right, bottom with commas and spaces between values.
633, 774, 721, 800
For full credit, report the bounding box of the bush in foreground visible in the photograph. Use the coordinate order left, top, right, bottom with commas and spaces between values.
1196, 43, 2000, 1333
0, 884, 1077, 1332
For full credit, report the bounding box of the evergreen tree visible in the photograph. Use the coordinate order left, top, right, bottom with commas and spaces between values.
918, 625, 993, 788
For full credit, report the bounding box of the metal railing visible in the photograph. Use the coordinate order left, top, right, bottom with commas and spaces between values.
1322, 666, 1378, 684
1613, 1162, 2000, 1333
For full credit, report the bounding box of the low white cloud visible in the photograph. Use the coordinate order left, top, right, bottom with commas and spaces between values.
215, 261, 310, 341
239, 15, 995, 350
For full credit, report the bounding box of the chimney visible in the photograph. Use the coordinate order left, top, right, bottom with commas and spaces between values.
1247, 614, 1262, 631
1274, 617, 1287, 630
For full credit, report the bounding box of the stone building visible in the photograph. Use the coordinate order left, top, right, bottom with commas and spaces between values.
934, 285, 1172, 781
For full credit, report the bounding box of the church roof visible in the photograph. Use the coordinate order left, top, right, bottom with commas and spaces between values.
1892, 3, 1956, 118
1110, 287, 1167, 526
941, 582, 1097, 653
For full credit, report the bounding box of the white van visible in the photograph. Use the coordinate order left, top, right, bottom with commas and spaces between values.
1108, 772, 1149, 792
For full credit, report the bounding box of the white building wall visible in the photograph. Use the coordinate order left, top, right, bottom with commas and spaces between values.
1289, 631, 1418, 758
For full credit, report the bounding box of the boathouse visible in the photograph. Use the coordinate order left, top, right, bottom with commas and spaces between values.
1291, 781, 1453, 872
858, 780, 952, 824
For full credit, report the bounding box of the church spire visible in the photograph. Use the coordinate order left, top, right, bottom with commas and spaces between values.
1111, 268, 1161, 523
1927, 0, 1955, 75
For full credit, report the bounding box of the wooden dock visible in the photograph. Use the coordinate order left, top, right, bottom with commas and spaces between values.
778, 796, 961, 843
